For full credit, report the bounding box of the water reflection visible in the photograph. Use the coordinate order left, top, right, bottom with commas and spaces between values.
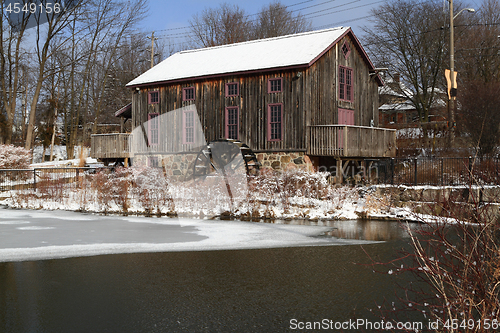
264, 219, 416, 241
0, 241, 423, 333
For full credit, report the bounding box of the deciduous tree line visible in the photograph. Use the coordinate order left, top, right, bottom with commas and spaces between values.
4, 0, 499, 157
0, 0, 154, 159
364, 0, 500, 155
0, 0, 310, 160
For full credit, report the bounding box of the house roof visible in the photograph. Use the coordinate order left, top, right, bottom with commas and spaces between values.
127, 27, 382, 88
114, 103, 132, 118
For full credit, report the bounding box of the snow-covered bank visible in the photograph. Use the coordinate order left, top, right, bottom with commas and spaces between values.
0, 207, 379, 262
0, 167, 473, 224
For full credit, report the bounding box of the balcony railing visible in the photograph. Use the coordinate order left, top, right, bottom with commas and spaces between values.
307, 125, 396, 158
91, 133, 132, 159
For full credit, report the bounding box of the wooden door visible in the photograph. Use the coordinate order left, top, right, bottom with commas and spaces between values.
338, 108, 354, 149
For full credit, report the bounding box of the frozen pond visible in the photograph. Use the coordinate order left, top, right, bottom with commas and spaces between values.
0, 207, 384, 262
0, 208, 424, 332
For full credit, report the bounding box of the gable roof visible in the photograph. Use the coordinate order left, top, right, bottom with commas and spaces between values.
127, 27, 382, 88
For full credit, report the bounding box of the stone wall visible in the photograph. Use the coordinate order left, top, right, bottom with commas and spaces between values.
132, 151, 316, 179
132, 153, 197, 181
256, 152, 315, 172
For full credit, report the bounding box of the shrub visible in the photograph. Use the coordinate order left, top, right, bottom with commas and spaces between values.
370, 188, 500, 332
0, 144, 31, 169
132, 167, 171, 216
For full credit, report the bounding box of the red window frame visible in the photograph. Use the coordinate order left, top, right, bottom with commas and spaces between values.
267, 103, 283, 141
225, 107, 239, 140
183, 87, 195, 101
148, 113, 159, 146
182, 110, 195, 144
225, 82, 239, 97
268, 78, 283, 93
148, 91, 159, 104
339, 66, 353, 102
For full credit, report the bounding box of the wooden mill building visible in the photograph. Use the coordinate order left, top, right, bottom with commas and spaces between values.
92, 27, 396, 181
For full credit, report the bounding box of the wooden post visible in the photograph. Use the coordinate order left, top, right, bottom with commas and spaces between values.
414, 158, 418, 186
361, 160, 367, 182
343, 125, 348, 156
336, 159, 342, 185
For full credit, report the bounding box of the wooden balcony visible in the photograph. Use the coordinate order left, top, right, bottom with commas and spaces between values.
307, 125, 396, 158
91, 133, 132, 160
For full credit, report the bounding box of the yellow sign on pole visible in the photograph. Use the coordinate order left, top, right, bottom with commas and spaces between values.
445, 69, 458, 100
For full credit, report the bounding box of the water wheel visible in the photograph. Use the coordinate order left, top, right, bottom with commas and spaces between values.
191, 139, 260, 178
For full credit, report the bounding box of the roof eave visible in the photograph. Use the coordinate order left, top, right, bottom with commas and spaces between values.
126, 63, 310, 89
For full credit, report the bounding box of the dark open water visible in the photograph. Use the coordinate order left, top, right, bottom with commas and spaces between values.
0, 221, 424, 333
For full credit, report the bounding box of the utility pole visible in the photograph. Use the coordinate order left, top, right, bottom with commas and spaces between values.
449, 0, 456, 147
448, 3, 475, 147
147, 31, 158, 69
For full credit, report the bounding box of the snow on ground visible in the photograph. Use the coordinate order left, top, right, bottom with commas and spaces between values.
0, 207, 378, 262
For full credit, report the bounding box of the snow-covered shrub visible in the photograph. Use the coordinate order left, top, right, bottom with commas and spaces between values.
132, 167, 172, 215
91, 170, 113, 212
0, 144, 31, 169
91, 167, 135, 213
364, 193, 391, 215
249, 169, 329, 199
37, 171, 66, 202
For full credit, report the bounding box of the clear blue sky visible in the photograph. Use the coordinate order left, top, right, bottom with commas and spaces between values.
139, 0, 385, 51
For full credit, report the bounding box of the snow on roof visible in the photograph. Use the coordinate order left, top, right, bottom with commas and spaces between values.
378, 77, 413, 97
379, 102, 415, 112
127, 27, 353, 87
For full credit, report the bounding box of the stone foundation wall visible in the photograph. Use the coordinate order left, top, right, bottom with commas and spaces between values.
256, 152, 315, 173
132, 153, 197, 181
132, 151, 316, 179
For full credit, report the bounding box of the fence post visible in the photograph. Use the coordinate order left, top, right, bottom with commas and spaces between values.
469, 156, 473, 186
33, 169, 36, 191
441, 158, 444, 186
390, 158, 394, 185
414, 158, 418, 186
76, 168, 80, 189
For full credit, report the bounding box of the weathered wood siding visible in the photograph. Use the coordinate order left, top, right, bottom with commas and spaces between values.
91, 133, 132, 159
132, 71, 307, 153
131, 33, 380, 155
308, 125, 396, 157
305, 35, 379, 127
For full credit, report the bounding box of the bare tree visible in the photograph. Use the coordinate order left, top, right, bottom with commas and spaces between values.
253, 1, 311, 39
24, 0, 86, 150
0, 1, 31, 144
458, 80, 500, 156
189, 3, 251, 48
189, 1, 312, 48
363, 0, 450, 124
455, 0, 500, 83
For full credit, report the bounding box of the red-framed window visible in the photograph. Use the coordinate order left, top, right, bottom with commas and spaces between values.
225, 82, 239, 97
267, 103, 282, 141
341, 41, 351, 59
339, 66, 353, 102
183, 87, 195, 101
268, 78, 282, 93
148, 113, 159, 146
148, 91, 159, 104
183, 110, 195, 144
225, 107, 239, 140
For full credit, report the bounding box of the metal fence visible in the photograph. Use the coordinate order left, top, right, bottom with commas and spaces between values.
1, 158, 499, 191
0, 167, 107, 192
372, 157, 500, 186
